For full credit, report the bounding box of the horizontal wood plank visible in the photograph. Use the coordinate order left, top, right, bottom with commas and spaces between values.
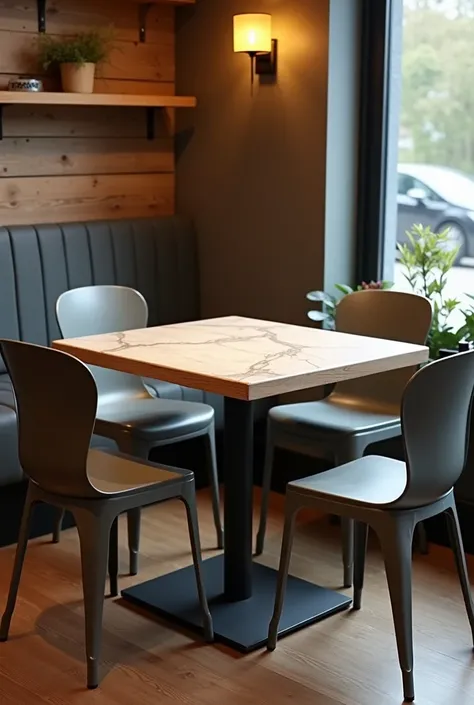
0, 173, 175, 225
0, 0, 174, 43
1, 104, 173, 138
0, 137, 174, 177
0, 31, 174, 81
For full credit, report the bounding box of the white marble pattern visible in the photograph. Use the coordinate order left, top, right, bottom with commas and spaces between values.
53, 315, 429, 401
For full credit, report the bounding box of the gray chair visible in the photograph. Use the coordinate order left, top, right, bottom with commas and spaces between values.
268, 350, 474, 703
256, 290, 432, 587
54, 285, 223, 575
0, 340, 213, 689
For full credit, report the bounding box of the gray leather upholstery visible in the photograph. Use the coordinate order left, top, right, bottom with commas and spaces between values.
0, 217, 222, 486
269, 397, 400, 438
97, 397, 215, 440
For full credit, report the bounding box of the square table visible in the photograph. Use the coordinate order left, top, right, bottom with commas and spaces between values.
53, 315, 428, 651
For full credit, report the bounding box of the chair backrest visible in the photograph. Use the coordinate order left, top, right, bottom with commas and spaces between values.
56, 285, 149, 402
397, 349, 474, 508
0, 339, 99, 498
333, 290, 432, 410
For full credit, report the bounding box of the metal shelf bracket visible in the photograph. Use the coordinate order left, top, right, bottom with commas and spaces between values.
146, 107, 155, 140
37, 0, 47, 33
139, 3, 153, 43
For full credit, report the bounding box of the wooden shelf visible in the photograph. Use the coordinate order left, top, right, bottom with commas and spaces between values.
0, 92, 197, 140
0, 92, 197, 109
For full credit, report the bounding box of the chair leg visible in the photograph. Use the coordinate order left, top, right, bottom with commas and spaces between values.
256, 429, 274, 556
118, 437, 152, 576
127, 508, 141, 576
108, 518, 119, 597
376, 515, 416, 703
267, 500, 298, 651
181, 484, 214, 642
353, 521, 368, 610
342, 517, 355, 588
52, 508, 65, 544
336, 445, 362, 588
414, 521, 429, 555
445, 501, 474, 643
203, 428, 224, 550
0, 487, 35, 641
73, 507, 113, 689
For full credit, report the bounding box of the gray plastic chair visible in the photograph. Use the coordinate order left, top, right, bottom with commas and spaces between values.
0, 340, 213, 689
54, 285, 223, 575
268, 350, 474, 703
256, 290, 432, 587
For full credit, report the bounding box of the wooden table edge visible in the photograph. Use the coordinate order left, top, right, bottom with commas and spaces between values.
53, 340, 429, 403
52, 340, 253, 401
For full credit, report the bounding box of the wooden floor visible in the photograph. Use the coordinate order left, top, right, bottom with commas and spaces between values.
0, 490, 474, 705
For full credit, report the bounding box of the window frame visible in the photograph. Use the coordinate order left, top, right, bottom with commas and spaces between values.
355, 0, 403, 284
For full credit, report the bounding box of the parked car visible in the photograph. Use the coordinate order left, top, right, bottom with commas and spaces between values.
397, 163, 474, 264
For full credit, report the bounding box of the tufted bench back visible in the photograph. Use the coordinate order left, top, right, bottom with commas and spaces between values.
0, 216, 199, 374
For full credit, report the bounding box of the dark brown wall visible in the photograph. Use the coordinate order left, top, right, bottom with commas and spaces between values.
176, 0, 330, 325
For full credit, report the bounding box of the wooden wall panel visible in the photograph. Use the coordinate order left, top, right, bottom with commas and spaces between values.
0, 0, 174, 42
0, 32, 174, 82
0, 174, 175, 224
1, 138, 174, 177
0, 0, 176, 226
0, 105, 172, 138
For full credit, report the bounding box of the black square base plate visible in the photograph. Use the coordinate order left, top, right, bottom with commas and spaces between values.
121, 555, 351, 652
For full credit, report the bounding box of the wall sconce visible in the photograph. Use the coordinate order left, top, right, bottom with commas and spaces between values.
233, 13, 278, 89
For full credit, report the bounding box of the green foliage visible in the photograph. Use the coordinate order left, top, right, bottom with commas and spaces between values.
397, 223, 463, 358
307, 280, 393, 329
38, 30, 113, 69
458, 294, 474, 341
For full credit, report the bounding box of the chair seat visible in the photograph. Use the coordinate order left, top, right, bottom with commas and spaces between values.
269, 395, 400, 438
96, 396, 215, 441
87, 448, 191, 496
290, 455, 407, 507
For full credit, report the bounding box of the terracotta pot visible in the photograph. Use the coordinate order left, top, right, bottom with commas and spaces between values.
60, 62, 96, 93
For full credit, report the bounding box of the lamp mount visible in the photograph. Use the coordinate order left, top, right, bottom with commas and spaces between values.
254, 39, 278, 77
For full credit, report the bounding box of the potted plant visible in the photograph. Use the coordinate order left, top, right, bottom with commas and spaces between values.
397, 224, 464, 359
38, 30, 113, 94
307, 279, 394, 330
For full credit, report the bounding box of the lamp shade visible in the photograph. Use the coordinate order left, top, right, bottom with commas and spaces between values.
233, 13, 272, 54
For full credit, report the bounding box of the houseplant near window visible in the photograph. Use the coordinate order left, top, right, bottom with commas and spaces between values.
308, 224, 470, 360
38, 31, 113, 94
307, 279, 394, 330
397, 224, 463, 359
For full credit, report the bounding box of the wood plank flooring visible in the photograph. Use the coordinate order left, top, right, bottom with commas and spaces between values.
0, 490, 473, 705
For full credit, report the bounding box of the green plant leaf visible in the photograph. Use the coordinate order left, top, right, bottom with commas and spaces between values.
334, 284, 353, 296
308, 310, 330, 322
37, 29, 114, 69
306, 291, 331, 304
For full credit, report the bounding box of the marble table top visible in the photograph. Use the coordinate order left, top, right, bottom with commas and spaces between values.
52, 315, 429, 401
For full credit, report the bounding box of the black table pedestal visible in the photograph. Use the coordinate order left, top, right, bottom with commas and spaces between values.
121, 397, 351, 651
121, 555, 351, 651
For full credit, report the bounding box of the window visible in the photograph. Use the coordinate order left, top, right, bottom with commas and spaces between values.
385, 0, 474, 328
